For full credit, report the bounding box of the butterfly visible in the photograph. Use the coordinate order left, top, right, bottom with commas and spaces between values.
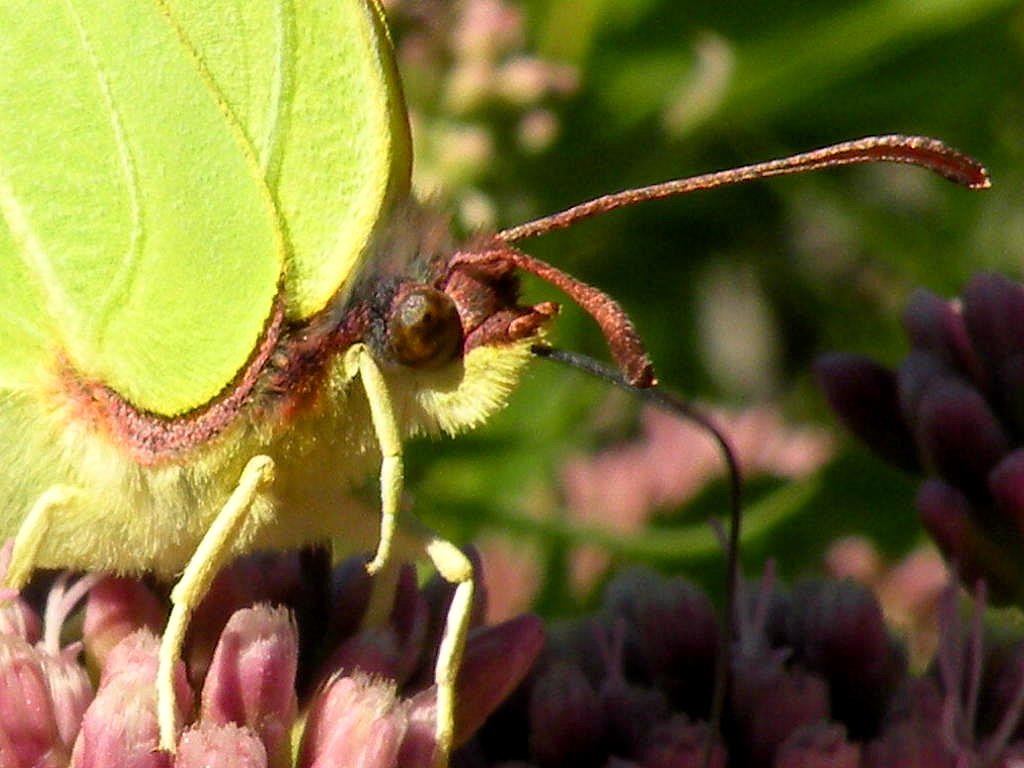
0, 0, 988, 764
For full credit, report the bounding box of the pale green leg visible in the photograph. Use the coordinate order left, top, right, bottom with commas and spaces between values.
347, 344, 402, 577
424, 536, 475, 768
349, 344, 475, 767
5, 486, 77, 589
157, 454, 275, 751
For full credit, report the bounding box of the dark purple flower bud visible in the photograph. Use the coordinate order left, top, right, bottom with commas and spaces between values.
599, 677, 668, 758
902, 288, 985, 385
895, 349, 949, 430
83, 577, 165, 669
398, 687, 439, 768
321, 625, 411, 684
917, 479, 1024, 602
418, 549, 488, 683
297, 673, 408, 768
528, 661, 605, 768
881, 676, 944, 727
640, 715, 725, 768
0, 634, 68, 767
455, 614, 545, 744
997, 744, 1024, 767
814, 353, 919, 471
604, 759, 642, 768
174, 723, 268, 768
978, 641, 1024, 744
862, 720, 957, 768
323, 555, 374, 644
318, 564, 429, 689
914, 375, 1009, 492
186, 553, 303, 690
989, 450, 1024, 539
199, 605, 298, 768
774, 722, 860, 768
961, 272, 1024, 372
632, 576, 718, 716
71, 631, 189, 768
599, 570, 659, 683
595, 621, 669, 756
730, 659, 830, 768
993, 353, 1024, 436
785, 580, 902, 737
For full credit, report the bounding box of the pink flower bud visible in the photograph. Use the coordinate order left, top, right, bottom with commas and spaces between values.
0, 634, 68, 767
200, 606, 298, 768
297, 673, 408, 768
775, 722, 860, 768
0, 593, 41, 643
83, 577, 165, 669
186, 553, 303, 689
641, 715, 725, 768
174, 723, 268, 768
37, 647, 94, 750
72, 631, 191, 768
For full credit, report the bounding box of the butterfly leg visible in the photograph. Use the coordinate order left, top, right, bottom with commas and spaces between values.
345, 344, 402, 578
423, 534, 475, 768
347, 343, 473, 767
157, 453, 276, 751
4, 486, 78, 588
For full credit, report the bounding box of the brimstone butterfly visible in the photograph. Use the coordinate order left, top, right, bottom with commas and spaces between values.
0, 0, 989, 763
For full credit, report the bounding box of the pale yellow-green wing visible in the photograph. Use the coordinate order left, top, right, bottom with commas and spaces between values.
162, 0, 413, 320
0, 0, 412, 416
0, 0, 283, 415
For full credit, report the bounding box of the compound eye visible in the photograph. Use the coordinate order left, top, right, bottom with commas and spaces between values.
389, 287, 463, 369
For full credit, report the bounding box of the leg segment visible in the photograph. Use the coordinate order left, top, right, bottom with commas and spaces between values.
158, 454, 275, 751
424, 536, 475, 768
345, 344, 475, 766
345, 344, 403, 577
4, 486, 77, 589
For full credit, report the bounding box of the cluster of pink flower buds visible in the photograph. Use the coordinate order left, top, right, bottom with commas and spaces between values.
3, 543, 1024, 766
0, 550, 542, 768
817, 272, 1024, 602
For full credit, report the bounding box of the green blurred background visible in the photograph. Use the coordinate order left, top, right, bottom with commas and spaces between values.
384, 0, 1024, 617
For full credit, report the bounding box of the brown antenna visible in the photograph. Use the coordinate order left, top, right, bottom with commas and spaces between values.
497, 135, 990, 243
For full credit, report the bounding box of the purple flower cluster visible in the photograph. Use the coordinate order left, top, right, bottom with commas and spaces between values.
0, 550, 542, 768
460, 566, 1024, 768
817, 272, 1024, 602
3, 544, 1024, 766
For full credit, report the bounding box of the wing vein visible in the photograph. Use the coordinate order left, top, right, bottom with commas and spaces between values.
0, 165, 61, 335
261, 0, 291, 190
64, 0, 145, 345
